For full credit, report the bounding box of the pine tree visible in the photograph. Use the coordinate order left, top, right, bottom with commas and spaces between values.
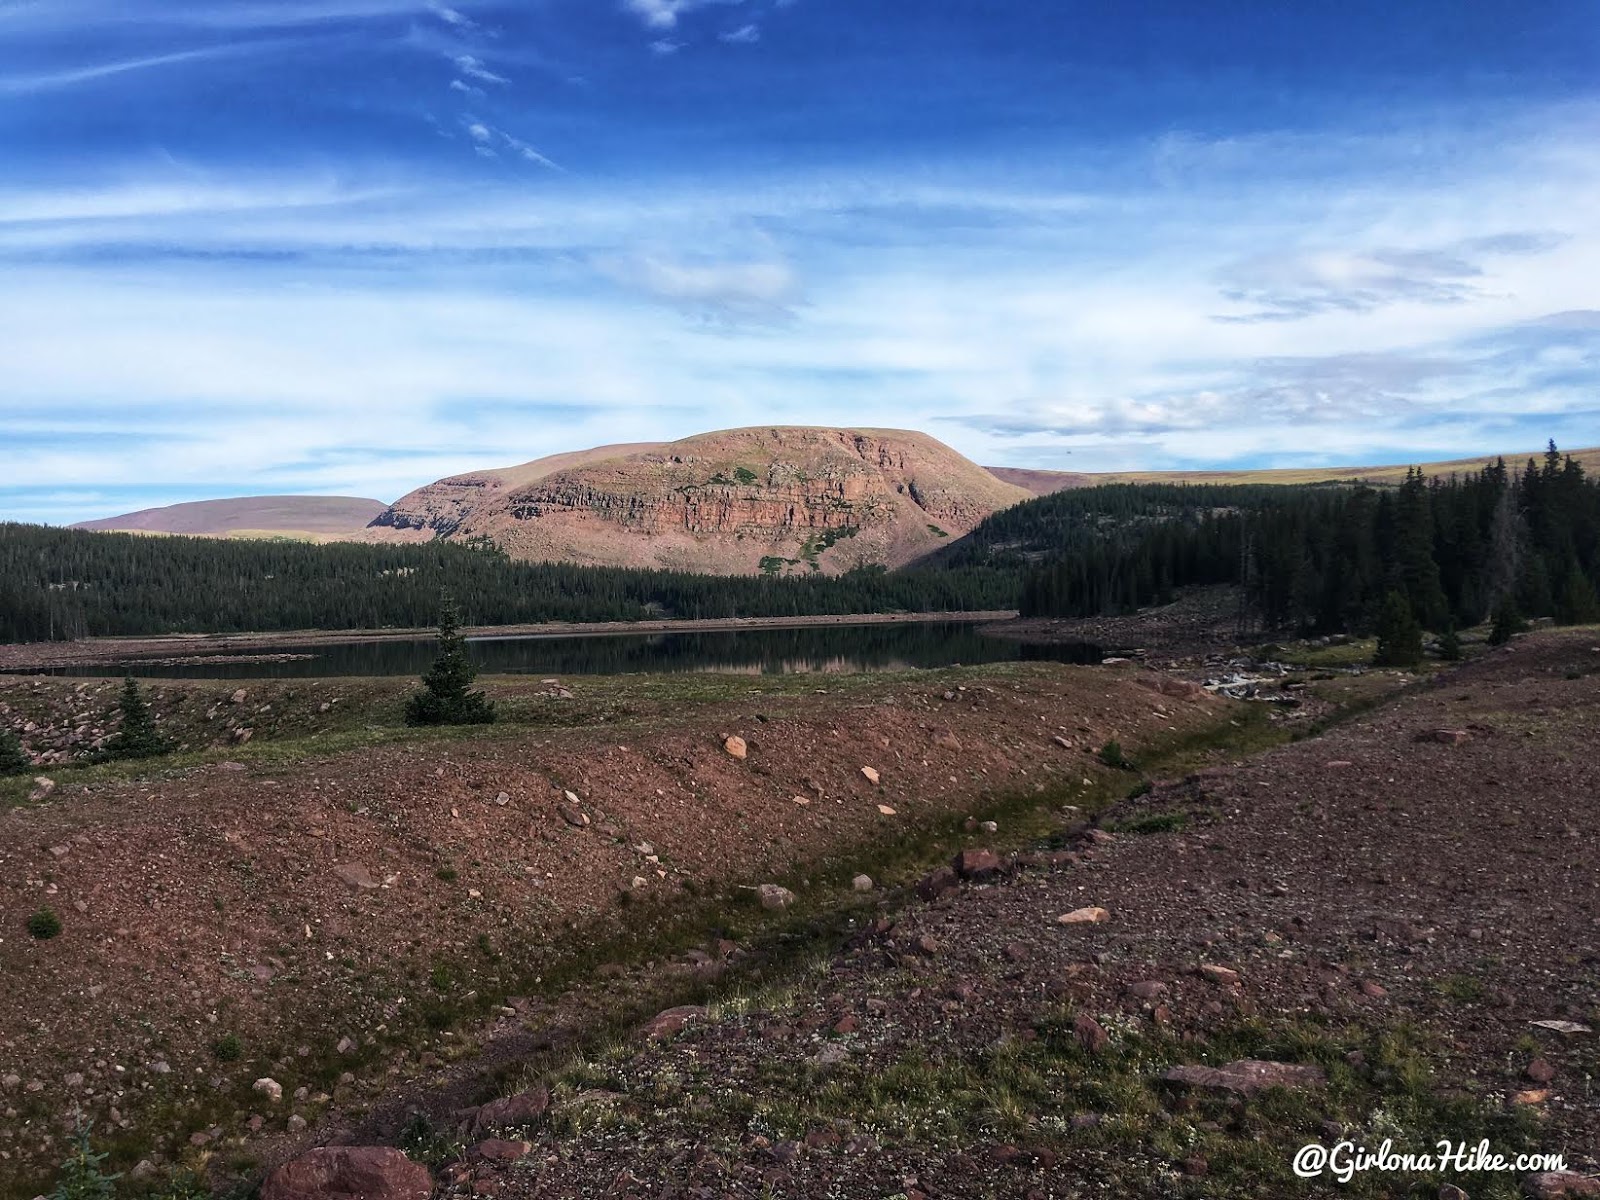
1437, 623, 1463, 662
1373, 591, 1423, 667
1488, 598, 1526, 646
103, 677, 173, 760
0, 724, 29, 775
405, 596, 496, 726
1556, 564, 1600, 626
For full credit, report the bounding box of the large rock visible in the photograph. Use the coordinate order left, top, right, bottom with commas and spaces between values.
472, 1085, 550, 1134
1162, 1059, 1326, 1096
1057, 906, 1110, 926
332, 863, 379, 890
260, 1147, 432, 1200
639, 1005, 705, 1041
954, 848, 1001, 881
723, 735, 747, 760
757, 883, 796, 910
1525, 1173, 1600, 1199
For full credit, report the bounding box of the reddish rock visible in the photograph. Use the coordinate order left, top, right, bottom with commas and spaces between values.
722, 735, 747, 760
472, 1085, 550, 1133
332, 863, 379, 890
1128, 980, 1169, 1001
1073, 1014, 1109, 1055
954, 848, 1002, 881
639, 1005, 706, 1041
1197, 964, 1240, 985
915, 866, 959, 901
1525, 1173, 1600, 1199
1525, 1057, 1556, 1084
1162, 1059, 1326, 1096
471, 1140, 531, 1164
261, 1147, 432, 1200
832, 1015, 858, 1035
1415, 728, 1471, 745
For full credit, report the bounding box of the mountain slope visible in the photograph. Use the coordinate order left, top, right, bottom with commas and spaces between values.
365, 427, 1032, 574
72, 496, 388, 540
987, 446, 1600, 495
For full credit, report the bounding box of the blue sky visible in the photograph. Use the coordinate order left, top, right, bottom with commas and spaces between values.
2, 0, 1597, 523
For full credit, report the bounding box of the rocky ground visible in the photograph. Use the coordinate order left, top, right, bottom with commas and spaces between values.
0, 659, 1233, 1198
5, 631, 1598, 1200
304, 632, 1596, 1200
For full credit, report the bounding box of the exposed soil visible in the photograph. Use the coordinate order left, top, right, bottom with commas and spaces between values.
0, 659, 1222, 1195
6, 631, 1599, 1200
983, 586, 1246, 662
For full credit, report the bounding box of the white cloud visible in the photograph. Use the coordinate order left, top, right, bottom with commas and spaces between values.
622, 0, 743, 31
719, 23, 759, 43
452, 53, 507, 84
649, 39, 683, 55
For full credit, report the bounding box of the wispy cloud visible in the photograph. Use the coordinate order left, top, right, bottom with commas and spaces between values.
452, 52, 507, 85
0, 43, 266, 95
622, 0, 744, 31
719, 22, 759, 44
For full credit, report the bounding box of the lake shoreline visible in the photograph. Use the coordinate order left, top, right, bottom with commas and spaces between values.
0, 610, 1021, 673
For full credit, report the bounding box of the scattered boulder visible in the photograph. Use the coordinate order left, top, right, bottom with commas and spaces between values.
230, 689, 248, 705
1162, 1059, 1326, 1096
931, 729, 962, 751
471, 1139, 532, 1165
1057, 907, 1110, 926
332, 863, 379, 890
252, 1078, 283, 1103
851, 874, 874, 892
1074, 1014, 1109, 1055
557, 805, 589, 828
954, 848, 1001, 881
472, 1085, 551, 1134
860, 766, 880, 785
260, 1147, 431, 1200
640, 1006, 705, 1042
1525, 1173, 1600, 1199
1127, 980, 1169, 1001
1197, 964, 1240, 985
876, 804, 897, 816
1415, 728, 1471, 745
723, 735, 747, 760
915, 866, 959, 901
1526, 1057, 1556, 1084
757, 883, 796, 910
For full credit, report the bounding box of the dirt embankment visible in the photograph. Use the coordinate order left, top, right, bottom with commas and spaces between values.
432, 630, 1600, 1199
0, 660, 1222, 1193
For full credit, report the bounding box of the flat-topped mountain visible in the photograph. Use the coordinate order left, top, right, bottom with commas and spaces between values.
365, 427, 1032, 574
71, 496, 388, 540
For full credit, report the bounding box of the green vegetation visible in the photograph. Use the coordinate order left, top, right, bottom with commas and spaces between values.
101, 678, 174, 761
0, 725, 27, 776
46, 1125, 117, 1200
1097, 739, 1134, 770
733, 466, 759, 485
0, 524, 1016, 642
27, 907, 62, 939
1007, 444, 1600, 648
1489, 599, 1526, 645
210, 1033, 242, 1062
404, 597, 496, 726
1372, 590, 1423, 667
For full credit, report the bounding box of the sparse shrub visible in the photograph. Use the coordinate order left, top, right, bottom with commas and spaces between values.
48, 1123, 118, 1200
398, 1112, 463, 1168
1115, 811, 1189, 835
435, 866, 458, 882
28, 907, 62, 939
405, 597, 496, 726
211, 1033, 243, 1061
0, 724, 29, 776
1126, 780, 1152, 800
103, 676, 174, 760
1098, 740, 1133, 770
148, 1169, 209, 1200
1373, 591, 1423, 667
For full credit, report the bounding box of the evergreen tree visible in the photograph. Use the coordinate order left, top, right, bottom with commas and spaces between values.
1556, 564, 1600, 625
1488, 598, 1526, 646
102, 677, 173, 760
1437, 623, 1463, 662
0, 724, 29, 776
1373, 591, 1423, 667
405, 596, 497, 726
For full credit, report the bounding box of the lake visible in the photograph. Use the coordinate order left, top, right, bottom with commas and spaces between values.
36, 621, 1105, 679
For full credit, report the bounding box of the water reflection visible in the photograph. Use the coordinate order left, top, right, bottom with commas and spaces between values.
36, 622, 1104, 679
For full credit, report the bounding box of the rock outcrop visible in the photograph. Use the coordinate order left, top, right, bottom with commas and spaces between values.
364, 427, 1031, 574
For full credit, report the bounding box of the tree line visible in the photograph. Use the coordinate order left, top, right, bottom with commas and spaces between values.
0, 524, 1020, 643
1017, 443, 1600, 635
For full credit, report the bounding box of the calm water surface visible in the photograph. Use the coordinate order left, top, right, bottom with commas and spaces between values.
41, 621, 1104, 679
